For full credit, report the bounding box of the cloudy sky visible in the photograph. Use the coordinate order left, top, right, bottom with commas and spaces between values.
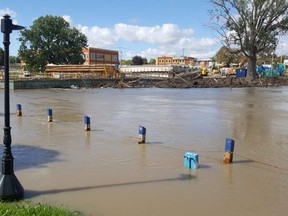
0, 0, 287, 60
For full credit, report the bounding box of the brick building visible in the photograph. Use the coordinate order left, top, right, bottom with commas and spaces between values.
156, 56, 196, 66
82, 47, 119, 65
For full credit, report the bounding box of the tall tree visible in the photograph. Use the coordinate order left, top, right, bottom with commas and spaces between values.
149, 58, 156, 64
143, 57, 148, 64
9, 56, 21, 65
120, 59, 132, 65
215, 46, 246, 65
209, 0, 288, 80
215, 46, 237, 65
132, 55, 144, 65
18, 15, 88, 72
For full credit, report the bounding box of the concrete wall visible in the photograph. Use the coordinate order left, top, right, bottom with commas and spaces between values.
0, 79, 119, 89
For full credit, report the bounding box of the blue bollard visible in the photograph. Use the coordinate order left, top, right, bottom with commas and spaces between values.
184, 152, 199, 170
47, 108, 53, 122
225, 138, 235, 152
16, 104, 22, 117
224, 138, 235, 163
138, 126, 146, 144
84, 116, 91, 131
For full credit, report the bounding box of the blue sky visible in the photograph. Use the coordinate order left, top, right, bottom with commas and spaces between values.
1, 0, 287, 60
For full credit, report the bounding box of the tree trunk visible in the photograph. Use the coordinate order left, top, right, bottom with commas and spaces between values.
246, 55, 257, 81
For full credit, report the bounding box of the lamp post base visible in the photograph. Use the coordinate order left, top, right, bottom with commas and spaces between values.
0, 174, 24, 201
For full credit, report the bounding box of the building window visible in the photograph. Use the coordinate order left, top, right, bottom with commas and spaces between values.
112, 55, 118, 61
96, 54, 104, 60
91, 53, 96, 60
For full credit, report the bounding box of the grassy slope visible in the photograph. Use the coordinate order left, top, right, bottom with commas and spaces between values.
0, 201, 83, 216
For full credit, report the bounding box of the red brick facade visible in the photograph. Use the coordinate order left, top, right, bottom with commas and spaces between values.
82, 47, 119, 65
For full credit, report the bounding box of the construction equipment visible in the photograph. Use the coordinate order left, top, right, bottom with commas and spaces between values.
201, 67, 208, 76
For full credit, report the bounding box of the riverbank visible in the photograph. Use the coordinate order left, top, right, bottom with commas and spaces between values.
117, 76, 288, 88
2, 75, 288, 89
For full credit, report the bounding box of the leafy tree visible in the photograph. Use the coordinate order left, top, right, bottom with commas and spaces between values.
149, 58, 156, 64
209, 0, 288, 79
132, 55, 144, 65
120, 59, 132, 65
215, 46, 244, 65
215, 46, 234, 65
143, 58, 148, 64
0, 49, 21, 67
18, 15, 88, 72
9, 56, 21, 64
0, 48, 4, 66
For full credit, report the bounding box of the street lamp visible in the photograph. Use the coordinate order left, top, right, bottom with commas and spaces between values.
0, 14, 25, 201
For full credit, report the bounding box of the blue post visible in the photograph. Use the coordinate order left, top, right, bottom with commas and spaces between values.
84, 116, 91, 131
138, 126, 146, 144
16, 104, 22, 117
47, 108, 53, 122
184, 152, 199, 170
223, 138, 235, 163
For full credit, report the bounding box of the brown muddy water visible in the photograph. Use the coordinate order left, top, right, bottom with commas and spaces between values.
0, 87, 288, 216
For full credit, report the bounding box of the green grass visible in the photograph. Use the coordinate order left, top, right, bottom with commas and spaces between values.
0, 201, 83, 216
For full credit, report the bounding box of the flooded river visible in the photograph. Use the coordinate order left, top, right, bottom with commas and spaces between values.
1, 87, 288, 216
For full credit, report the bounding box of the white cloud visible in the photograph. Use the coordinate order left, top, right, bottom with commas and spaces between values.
0, 8, 16, 18
62, 15, 73, 26
121, 41, 220, 60
69, 17, 219, 60
276, 34, 288, 57
78, 25, 118, 47
0, 8, 18, 24
114, 23, 193, 44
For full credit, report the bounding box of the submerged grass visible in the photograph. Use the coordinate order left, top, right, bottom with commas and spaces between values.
0, 201, 83, 216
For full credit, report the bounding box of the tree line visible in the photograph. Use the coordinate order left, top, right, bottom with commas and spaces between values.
0, 48, 22, 66
214, 45, 287, 67
121, 56, 155, 65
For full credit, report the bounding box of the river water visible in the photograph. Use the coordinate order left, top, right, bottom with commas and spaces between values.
1, 87, 288, 216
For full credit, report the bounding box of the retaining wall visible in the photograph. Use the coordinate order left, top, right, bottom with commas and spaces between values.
0, 79, 120, 89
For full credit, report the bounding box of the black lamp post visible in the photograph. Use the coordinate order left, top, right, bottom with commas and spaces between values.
0, 14, 25, 201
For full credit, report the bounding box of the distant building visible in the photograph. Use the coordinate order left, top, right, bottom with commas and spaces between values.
82, 47, 119, 66
156, 56, 196, 66
196, 59, 213, 68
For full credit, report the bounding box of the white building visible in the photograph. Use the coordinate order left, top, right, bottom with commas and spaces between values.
119, 65, 195, 78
